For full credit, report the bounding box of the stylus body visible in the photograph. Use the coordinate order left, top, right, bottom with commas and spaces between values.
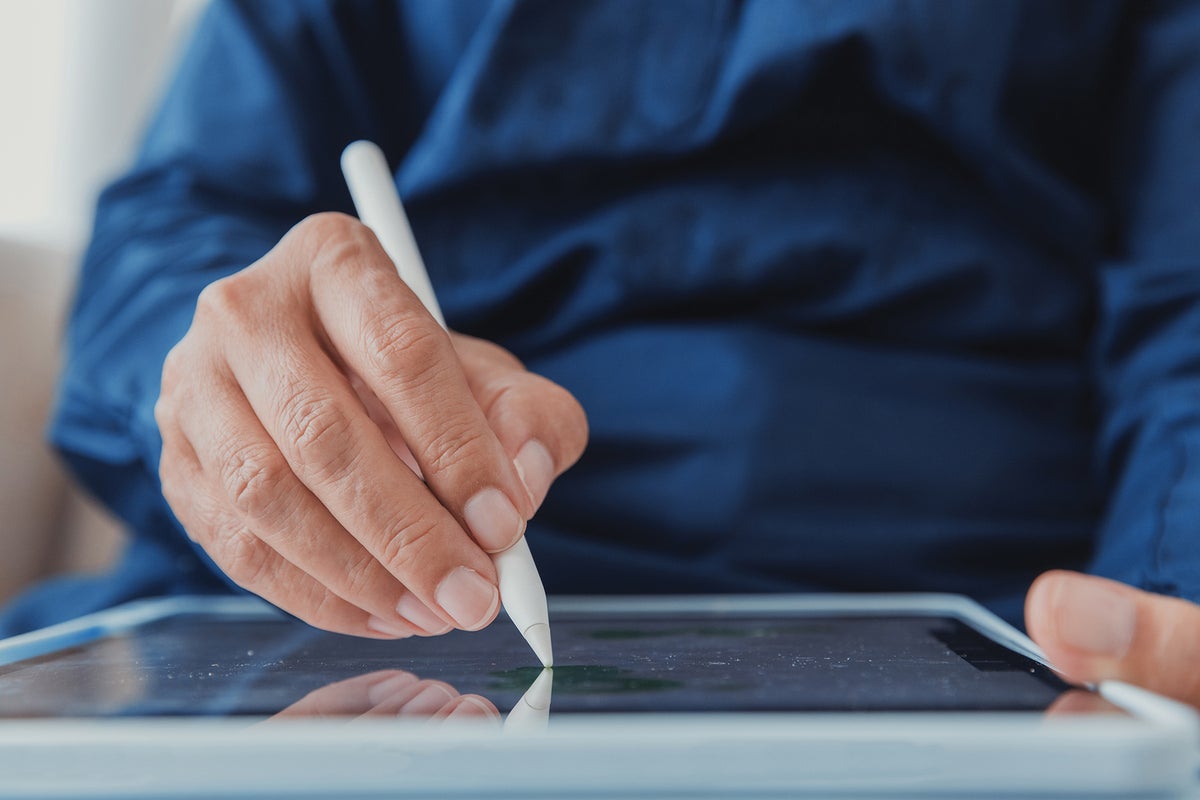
494, 537, 553, 665
342, 140, 554, 667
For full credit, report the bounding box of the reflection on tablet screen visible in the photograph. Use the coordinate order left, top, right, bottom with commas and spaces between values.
0, 613, 1117, 719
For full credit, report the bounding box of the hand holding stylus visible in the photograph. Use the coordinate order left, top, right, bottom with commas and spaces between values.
341, 140, 558, 665
155, 195, 586, 649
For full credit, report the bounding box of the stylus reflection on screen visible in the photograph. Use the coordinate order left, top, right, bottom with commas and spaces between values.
0, 613, 1118, 721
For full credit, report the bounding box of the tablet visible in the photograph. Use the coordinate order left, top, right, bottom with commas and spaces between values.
0, 594, 1195, 798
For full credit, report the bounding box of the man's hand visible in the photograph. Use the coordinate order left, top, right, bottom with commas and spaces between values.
1026, 570, 1200, 708
155, 213, 587, 639
269, 670, 499, 723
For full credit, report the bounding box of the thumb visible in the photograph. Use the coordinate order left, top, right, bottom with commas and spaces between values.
1026, 570, 1200, 707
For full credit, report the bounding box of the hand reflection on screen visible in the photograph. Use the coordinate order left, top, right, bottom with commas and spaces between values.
1043, 689, 1126, 717
263, 667, 555, 728
268, 670, 501, 723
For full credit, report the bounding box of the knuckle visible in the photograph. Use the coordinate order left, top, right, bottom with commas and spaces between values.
417, 420, 487, 477
339, 549, 382, 602
480, 379, 521, 424
153, 395, 174, 430
296, 211, 362, 247
218, 527, 274, 589
362, 312, 448, 383
277, 386, 352, 469
188, 493, 233, 542
299, 212, 381, 276
159, 345, 185, 392
195, 269, 273, 335
303, 588, 348, 631
379, 509, 443, 577
219, 442, 289, 520
195, 275, 243, 322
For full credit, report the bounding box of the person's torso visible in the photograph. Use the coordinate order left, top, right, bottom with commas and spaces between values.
381, 0, 1127, 620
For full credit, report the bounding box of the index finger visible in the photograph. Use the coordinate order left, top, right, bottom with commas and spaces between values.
306, 219, 535, 555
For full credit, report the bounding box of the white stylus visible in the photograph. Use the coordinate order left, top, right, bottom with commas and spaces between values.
341, 140, 553, 667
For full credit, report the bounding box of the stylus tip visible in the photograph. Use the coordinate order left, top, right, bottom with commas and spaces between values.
525, 622, 553, 667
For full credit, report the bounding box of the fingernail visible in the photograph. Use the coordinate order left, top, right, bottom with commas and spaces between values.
396, 592, 452, 635
366, 615, 414, 639
1051, 575, 1137, 658
463, 487, 525, 552
445, 695, 500, 721
436, 567, 500, 631
514, 440, 555, 508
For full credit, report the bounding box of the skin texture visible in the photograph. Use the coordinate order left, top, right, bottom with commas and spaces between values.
266, 669, 500, 723
156, 213, 587, 640
158, 214, 1198, 714
1027, 570, 1200, 710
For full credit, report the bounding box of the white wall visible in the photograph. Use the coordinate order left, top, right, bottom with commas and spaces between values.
0, 0, 207, 599
0, 0, 205, 250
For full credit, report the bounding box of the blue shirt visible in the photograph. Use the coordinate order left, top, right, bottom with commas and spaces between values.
7, 0, 1200, 634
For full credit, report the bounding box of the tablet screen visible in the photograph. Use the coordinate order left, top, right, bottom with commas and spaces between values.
0, 610, 1099, 719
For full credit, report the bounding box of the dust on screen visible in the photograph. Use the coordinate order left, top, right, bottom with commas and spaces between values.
0, 611, 1087, 719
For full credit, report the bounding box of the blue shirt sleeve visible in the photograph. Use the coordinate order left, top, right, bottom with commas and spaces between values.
1090, 1, 1200, 599
48, 0, 414, 590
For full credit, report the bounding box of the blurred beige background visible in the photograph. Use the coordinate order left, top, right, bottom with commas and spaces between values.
0, 0, 206, 605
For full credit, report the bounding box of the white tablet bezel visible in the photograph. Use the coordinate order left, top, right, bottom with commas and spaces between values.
0, 593, 1195, 798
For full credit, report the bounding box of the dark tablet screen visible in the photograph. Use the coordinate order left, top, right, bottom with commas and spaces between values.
0, 609, 1105, 719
